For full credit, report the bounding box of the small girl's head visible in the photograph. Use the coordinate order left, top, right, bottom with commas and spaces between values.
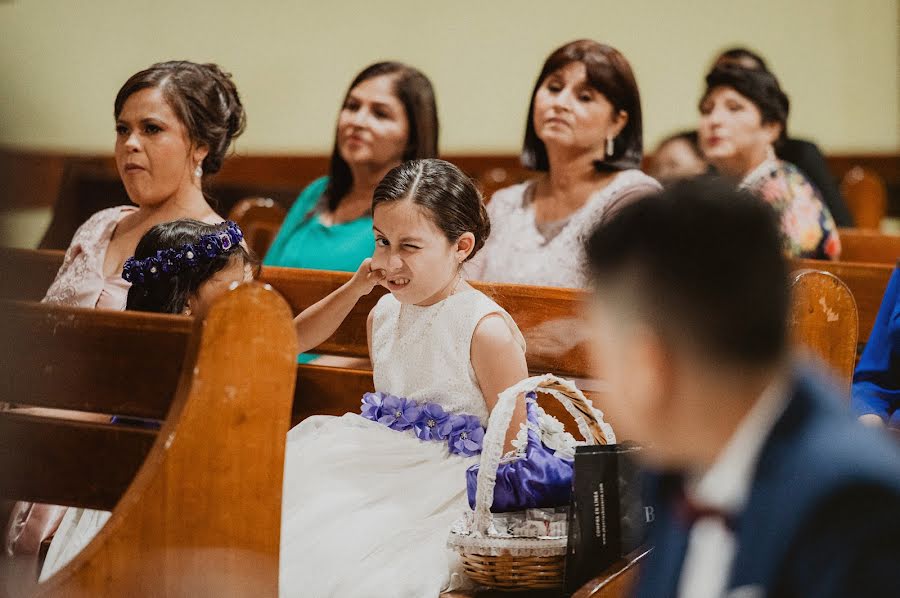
371, 159, 489, 305
123, 219, 256, 316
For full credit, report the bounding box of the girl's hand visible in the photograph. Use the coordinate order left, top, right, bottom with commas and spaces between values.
349, 258, 386, 297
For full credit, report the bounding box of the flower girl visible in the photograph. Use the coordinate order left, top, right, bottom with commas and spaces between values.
279, 159, 529, 597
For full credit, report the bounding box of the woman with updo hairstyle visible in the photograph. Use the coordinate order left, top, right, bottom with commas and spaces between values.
264, 62, 439, 273
468, 39, 660, 288
9, 60, 246, 576
699, 64, 841, 259
42, 60, 246, 312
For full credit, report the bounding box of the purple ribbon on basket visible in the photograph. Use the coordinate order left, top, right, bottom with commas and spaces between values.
465, 392, 575, 513
360, 391, 485, 457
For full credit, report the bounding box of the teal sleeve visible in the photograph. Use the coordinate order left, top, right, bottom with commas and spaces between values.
263, 176, 330, 266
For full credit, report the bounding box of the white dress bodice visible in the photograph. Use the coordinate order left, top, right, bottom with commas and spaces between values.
371, 289, 526, 424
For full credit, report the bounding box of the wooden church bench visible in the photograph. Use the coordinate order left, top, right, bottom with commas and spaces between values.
0, 283, 297, 597
836, 228, 900, 264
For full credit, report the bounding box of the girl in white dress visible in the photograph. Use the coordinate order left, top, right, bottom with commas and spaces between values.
279, 159, 529, 597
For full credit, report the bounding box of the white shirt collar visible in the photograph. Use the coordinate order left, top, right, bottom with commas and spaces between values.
687, 374, 790, 512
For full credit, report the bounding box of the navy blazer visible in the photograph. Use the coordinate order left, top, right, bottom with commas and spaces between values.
634, 370, 900, 598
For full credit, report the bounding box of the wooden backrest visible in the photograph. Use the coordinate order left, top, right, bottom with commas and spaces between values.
227, 196, 287, 258
260, 266, 593, 377
2, 249, 891, 356
791, 258, 894, 343
0, 283, 298, 596
841, 167, 887, 229
789, 270, 859, 391
0, 247, 66, 302
837, 228, 900, 264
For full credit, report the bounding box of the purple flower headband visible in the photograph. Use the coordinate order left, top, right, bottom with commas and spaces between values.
122, 221, 244, 285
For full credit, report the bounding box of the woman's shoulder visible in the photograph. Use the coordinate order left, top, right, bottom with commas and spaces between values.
285, 176, 330, 219
72, 205, 137, 245
488, 180, 535, 212
772, 160, 822, 198
610, 169, 662, 194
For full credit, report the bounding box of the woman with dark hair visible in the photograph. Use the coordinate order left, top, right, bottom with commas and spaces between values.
5, 60, 246, 566
468, 39, 660, 288
711, 47, 854, 226
264, 61, 439, 273
699, 64, 841, 259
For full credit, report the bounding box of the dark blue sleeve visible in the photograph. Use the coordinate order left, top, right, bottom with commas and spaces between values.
852, 267, 900, 421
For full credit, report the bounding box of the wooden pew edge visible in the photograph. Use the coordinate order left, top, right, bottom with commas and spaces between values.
34, 283, 297, 597
570, 547, 652, 598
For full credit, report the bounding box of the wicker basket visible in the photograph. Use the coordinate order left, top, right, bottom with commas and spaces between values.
448, 374, 614, 591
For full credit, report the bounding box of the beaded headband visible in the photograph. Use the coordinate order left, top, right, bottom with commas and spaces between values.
122, 221, 244, 285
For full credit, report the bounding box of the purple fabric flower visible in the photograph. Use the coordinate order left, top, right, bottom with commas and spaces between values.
414, 403, 451, 441
378, 395, 421, 431
446, 414, 485, 457
360, 391, 386, 421
201, 235, 222, 258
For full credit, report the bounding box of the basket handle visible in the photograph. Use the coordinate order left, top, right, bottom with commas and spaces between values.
472, 374, 613, 535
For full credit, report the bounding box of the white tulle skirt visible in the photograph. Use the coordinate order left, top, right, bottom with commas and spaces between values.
279, 413, 477, 598
39, 507, 111, 581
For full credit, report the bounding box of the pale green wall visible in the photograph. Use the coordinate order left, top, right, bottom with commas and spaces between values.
1, 0, 897, 154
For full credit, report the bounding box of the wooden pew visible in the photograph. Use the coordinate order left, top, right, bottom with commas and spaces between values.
0, 283, 298, 597
841, 167, 887, 229
837, 228, 900, 264
792, 258, 894, 344
0, 246, 885, 366
227, 197, 287, 258
0, 247, 65, 302
789, 270, 858, 393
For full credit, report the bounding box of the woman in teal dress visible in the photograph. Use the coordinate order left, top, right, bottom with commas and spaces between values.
265, 62, 439, 272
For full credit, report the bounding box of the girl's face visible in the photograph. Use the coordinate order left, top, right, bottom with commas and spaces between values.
337, 75, 410, 171
698, 86, 780, 176
370, 200, 473, 306
188, 257, 254, 317
532, 61, 627, 155
115, 87, 207, 207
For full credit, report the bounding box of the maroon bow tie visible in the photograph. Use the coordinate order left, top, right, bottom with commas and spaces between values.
673, 484, 738, 532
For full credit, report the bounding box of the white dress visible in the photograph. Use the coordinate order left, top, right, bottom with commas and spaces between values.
279, 289, 526, 597
467, 169, 660, 287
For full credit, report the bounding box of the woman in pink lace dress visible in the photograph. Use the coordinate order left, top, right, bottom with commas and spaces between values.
5, 60, 246, 576
467, 40, 660, 288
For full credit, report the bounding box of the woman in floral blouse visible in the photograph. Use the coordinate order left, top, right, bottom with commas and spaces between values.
698, 64, 840, 260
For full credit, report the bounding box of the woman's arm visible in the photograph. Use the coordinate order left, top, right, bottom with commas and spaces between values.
294, 258, 384, 353
471, 313, 529, 449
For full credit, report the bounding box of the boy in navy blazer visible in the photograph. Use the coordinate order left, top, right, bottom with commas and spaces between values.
584, 178, 900, 598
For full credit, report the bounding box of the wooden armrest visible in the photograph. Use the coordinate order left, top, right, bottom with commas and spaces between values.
571, 547, 651, 598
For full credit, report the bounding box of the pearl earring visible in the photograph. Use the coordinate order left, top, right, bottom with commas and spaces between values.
605, 136, 615, 157
194, 164, 203, 179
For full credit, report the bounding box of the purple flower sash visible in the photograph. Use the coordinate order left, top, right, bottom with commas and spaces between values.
360, 391, 485, 457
